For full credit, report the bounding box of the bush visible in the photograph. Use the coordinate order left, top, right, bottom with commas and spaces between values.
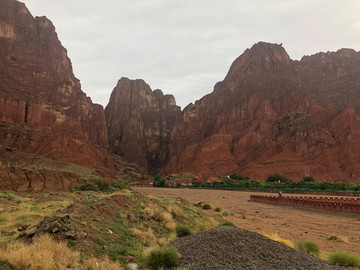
295, 241, 320, 256
219, 221, 236, 227
146, 246, 179, 270
328, 251, 360, 267
301, 176, 315, 182
222, 211, 229, 216
202, 203, 212, 210
175, 224, 192, 237
214, 206, 222, 212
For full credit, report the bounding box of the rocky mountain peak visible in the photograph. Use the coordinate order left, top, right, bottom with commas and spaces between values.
105, 78, 181, 172
225, 42, 291, 80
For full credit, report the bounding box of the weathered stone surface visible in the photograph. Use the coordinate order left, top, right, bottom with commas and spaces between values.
164, 42, 360, 182
105, 78, 181, 173
0, 0, 110, 170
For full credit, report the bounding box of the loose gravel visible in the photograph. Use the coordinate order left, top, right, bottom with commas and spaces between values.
171, 226, 347, 270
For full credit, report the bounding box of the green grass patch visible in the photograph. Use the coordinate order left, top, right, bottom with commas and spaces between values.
219, 221, 236, 227
0, 217, 8, 223
0, 191, 21, 203
15, 214, 28, 222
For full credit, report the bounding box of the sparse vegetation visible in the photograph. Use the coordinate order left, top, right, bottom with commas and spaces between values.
295, 240, 320, 256
146, 246, 179, 270
202, 203, 212, 210
175, 224, 192, 237
328, 251, 360, 267
0, 191, 21, 203
79, 178, 130, 193
214, 206, 222, 212
222, 211, 229, 216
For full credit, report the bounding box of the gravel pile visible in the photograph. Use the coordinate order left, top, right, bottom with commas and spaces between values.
171, 226, 347, 270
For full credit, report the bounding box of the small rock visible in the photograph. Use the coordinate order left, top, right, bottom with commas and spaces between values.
23, 225, 38, 237
327, 235, 342, 241
127, 263, 139, 270
64, 231, 77, 240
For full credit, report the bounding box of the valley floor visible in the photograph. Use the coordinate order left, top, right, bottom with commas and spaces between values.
134, 187, 360, 257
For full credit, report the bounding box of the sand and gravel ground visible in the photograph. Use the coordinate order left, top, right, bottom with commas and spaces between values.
133, 187, 360, 257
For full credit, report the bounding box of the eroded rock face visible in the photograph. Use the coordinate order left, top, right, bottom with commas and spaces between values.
0, 0, 109, 169
105, 78, 181, 173
164, 42, 360, 182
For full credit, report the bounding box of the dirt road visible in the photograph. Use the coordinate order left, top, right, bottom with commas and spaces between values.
133, 187, 360, 255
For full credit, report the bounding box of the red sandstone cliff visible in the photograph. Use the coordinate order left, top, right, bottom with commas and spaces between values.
105, 78, 181, 173
0, 0, 109, 169
164, 42, 360, 182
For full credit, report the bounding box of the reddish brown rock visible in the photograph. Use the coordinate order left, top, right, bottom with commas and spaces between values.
164, 42, 360, 182
0, 0, 109, 169
105, 78, 181, 173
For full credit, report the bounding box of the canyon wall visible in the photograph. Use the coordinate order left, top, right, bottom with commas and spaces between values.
0, 0, 110, 169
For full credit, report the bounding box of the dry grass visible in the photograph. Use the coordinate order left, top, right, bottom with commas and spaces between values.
0, 234, 124, 270
144, 203, 176, 231
262, 233, 294, 248
131, 228, 157, 246
0, 234, 79, 270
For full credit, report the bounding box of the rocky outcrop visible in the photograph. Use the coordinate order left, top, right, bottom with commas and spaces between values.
0, 0, 109, 169
164, 42, 360, 182
105, 78, 181, 173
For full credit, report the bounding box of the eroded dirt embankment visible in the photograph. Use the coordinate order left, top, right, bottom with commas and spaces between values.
0, 167, 85, 192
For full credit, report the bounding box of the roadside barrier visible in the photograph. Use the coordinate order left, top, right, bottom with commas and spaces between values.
249, 195, 360, 214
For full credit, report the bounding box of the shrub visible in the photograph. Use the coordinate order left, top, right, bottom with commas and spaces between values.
80, 182, 100, 192
222, 211, 229, 216
328, 251, 360, 267
295, 241, 320, 256
219, 221, 236, 227
111, 179, 130, 190
214, 206, 222, 212
175, 224, 192, 237
0, 260, 12, 270
146, 246, 179, 270
202, 203, 212, 210
301, 176, 315, 182
266, 173, 292, 183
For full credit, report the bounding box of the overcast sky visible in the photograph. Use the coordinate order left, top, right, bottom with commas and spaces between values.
22, 0, 360, 109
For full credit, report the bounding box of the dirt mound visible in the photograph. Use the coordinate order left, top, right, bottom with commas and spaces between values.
171, 226, 346, 270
